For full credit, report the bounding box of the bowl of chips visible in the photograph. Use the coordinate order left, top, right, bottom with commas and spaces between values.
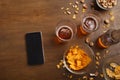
63, 44, 95, 75
103, 54, 120, 80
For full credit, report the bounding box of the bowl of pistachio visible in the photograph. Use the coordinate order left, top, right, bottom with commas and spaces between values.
96, 0, 117, 10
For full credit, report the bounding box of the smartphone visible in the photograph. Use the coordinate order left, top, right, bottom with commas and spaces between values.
25, 32, 44, 65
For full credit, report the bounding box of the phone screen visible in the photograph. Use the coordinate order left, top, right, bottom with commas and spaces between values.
25, 32, 44, 65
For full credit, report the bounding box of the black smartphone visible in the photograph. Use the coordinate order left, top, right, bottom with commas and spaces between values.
25, 32, 44, 65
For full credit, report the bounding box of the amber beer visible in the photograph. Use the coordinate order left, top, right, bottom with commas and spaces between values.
55, 25, 73, 43
97, 29, 120, 48
79, 14, 99, 35
55, 20, 75, 44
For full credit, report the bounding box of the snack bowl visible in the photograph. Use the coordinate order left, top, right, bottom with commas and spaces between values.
96, 0, 117, 10
63, 44, 95, 75
102, 54, 120, 80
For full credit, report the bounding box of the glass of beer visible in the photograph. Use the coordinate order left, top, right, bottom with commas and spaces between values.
55, 20, 76, 44
78, 11, 101, 35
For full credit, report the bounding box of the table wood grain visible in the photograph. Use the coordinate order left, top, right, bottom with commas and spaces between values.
0, 0, 120, 80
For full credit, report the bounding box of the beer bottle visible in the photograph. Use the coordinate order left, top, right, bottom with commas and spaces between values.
97, 29, 120, 48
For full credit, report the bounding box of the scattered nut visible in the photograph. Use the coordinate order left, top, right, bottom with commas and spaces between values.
85, 37, 90, 44
59, 60, 63, 65
109, 11, 113, 16
103, 30, 107, 33
66, 11, 72, 15
96, 61, 100, 65
95, 56, 99, 60
56, 60, 63, 69
76, 7, 79, 11
104, 19, 110, 24
98, 56, 101, 59
83, 4, 88, 9
89, 42, 94, 47
82, 8, 86, 13
69, 2, 72, 5
110, 16, 115, 21
100, 73, 104, 78
72, 5, 75, 8
106, 24, 110, 28
96, 52, 100, 56
74, 5, 78, 8
105, 50, 109, 54
57, 64, 60, 69
89, 77, 94, 80
72, 14, 76, 19
83, 76, 87, 79
74, 11, 79, 14
103, 25, 110, 28
61, 7, 64, 10
102, 26, 106, 28
69, 75, 73, 79
75, 1, 79, 5
66, 8, 69, 11
63, 11, 67, 14
113, 1, 117, 6
80, 0, 85, 3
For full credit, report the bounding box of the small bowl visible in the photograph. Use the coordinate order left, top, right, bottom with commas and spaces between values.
102, 54, 120, 80
96, 0, 117, 10
63, 44, 95, 75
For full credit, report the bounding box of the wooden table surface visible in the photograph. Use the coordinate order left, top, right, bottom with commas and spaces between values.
0, 0, 120, 80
